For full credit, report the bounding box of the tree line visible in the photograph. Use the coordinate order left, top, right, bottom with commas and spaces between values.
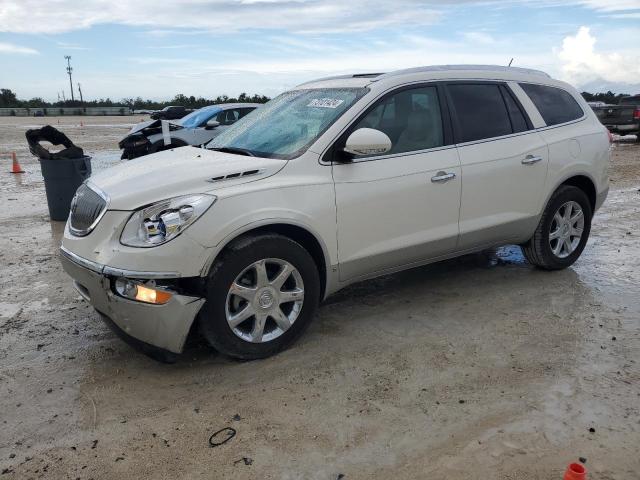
1, 87, 636, 110
0, 88, 270, 109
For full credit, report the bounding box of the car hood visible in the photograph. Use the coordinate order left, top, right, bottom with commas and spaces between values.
90, 146, 286, 210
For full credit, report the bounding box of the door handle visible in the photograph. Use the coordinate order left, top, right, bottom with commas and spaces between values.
431, 171, 456, 183
522, 155, 543, 165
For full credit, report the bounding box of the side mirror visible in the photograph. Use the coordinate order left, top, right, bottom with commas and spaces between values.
343, 128, 392, 157
205, 120, 220, 130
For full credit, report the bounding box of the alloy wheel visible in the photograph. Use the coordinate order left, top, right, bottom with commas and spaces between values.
225, 258, 305, 343
549, 200, 584, 258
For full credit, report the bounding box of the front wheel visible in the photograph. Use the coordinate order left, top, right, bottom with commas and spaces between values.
522, 185, 592, 270
199, 234, 320, 360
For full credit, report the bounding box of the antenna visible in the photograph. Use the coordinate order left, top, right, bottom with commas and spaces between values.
508, 58, 514, 67
65, 55, 75, 101
78, 83, 83, 103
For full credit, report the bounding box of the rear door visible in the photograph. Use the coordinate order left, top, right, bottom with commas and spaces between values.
331, 84, 462, 281
445, 82, 549, 249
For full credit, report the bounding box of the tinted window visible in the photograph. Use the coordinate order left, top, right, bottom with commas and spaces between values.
447, 84, 512, 142
351, 86, 443, 156
519, 83, 584, 126
501, 86, 529, 133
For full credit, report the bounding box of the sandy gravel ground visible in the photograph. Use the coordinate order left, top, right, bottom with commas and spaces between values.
0, 117, 639, 480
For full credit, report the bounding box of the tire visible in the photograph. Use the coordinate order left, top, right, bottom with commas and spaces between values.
522, 185, 592, 270
199, 234, 320, 360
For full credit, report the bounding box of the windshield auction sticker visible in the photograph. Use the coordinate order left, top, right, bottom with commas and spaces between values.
307, 98, 344, 109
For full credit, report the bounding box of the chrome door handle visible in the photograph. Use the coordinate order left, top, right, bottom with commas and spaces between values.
431, 171, 456, 183
522, 155, 543, 165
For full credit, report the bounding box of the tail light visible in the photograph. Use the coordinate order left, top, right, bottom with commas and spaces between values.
633, 108, 640, 120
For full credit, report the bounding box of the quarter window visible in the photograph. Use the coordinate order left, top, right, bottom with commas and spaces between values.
519, 83, 584, 126
350, 86, 444, 156
447, 83, 513, 143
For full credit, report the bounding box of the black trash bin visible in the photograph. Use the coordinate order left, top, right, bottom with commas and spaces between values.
39, 156, 92, 221
26, 125, 91, 221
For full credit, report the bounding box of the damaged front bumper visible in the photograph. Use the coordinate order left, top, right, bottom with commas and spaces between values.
118, 134, 151, 160
60, 246, 205, 355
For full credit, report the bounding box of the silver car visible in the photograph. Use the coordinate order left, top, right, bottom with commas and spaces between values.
119, 103, 260, 159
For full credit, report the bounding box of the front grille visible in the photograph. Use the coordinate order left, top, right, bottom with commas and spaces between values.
69, 183, 107, 236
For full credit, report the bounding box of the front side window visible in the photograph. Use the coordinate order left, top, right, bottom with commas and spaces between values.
207, 88, 368, 159
519, 83, 584, 126
447, 83, 513, 143
179, 107, 221, 129
350, 85, 444, 156
217, 109, 241, 125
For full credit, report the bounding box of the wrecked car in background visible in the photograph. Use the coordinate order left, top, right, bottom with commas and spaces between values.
119, 103, 260, 159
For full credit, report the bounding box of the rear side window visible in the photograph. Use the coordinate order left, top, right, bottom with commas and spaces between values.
519, 83, 584, 126
447, 84, 513, 142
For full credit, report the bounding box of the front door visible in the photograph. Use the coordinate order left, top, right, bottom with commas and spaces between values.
332, 85, 462, 282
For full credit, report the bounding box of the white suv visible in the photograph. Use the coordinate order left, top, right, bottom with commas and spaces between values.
60, 65, 610, 361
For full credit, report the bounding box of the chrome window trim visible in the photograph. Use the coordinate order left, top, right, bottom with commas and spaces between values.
69, 181, 110, 237
60, 246, 181, 279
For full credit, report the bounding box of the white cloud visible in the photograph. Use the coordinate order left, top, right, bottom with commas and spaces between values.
0, 41, 38, 54
2, 0, 639, 35
556, 26, 640, 87
0, 0, 442, 34
462, 32, 495, 44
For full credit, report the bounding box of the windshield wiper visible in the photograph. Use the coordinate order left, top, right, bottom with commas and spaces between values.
210, 146, 255, 157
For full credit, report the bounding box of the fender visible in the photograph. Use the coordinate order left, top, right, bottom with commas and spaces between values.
198, 217, 338, 299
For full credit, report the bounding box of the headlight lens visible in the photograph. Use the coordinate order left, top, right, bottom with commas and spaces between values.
120, 194, 216, 247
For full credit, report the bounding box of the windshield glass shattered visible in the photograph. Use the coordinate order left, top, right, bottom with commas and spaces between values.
180, 107, 221, 129
207, 88, 367, 159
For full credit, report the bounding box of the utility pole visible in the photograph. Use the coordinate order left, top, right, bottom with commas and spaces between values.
57, 92, 61, 102
62, 90, 66, 102
78, 83, 83, 103
65, 55, 75, 102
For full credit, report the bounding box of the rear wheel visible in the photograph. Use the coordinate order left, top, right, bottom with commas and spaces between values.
522, 185, 592, 270
199, 234, 320, 360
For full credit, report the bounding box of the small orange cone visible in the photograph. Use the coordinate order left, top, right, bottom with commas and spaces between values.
564, 462, 586, 480
10, 152, 24, 174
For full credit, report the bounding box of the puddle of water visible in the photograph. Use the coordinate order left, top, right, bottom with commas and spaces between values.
0, 302, 21, 319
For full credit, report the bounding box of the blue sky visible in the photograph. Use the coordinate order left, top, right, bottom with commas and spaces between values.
1, 0, 639, 102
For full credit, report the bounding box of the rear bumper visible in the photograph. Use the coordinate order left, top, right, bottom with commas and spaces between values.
60, 247, 205, 354
604, 124, 639, 133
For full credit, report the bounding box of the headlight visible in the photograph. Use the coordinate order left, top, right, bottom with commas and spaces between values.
120, 194, 216, 247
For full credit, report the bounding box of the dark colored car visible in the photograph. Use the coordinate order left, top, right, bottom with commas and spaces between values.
592, 95, 640, 140
150, 106, 193, 120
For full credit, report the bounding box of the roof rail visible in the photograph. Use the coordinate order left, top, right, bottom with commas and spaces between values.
372, 65, 551, 81
296, 72, 384, 87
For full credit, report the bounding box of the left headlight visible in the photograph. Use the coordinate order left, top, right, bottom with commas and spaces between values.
120, 194, 216, 247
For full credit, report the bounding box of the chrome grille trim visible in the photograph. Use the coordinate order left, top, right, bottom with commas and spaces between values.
69, 182, 109, 237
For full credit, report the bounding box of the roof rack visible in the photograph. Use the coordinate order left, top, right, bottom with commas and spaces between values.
296, 72, 384, 87
373, 65, 551, 81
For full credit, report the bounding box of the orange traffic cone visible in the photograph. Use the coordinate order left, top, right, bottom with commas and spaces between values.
564, 463, 586, 480
10, 152, 24, 174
